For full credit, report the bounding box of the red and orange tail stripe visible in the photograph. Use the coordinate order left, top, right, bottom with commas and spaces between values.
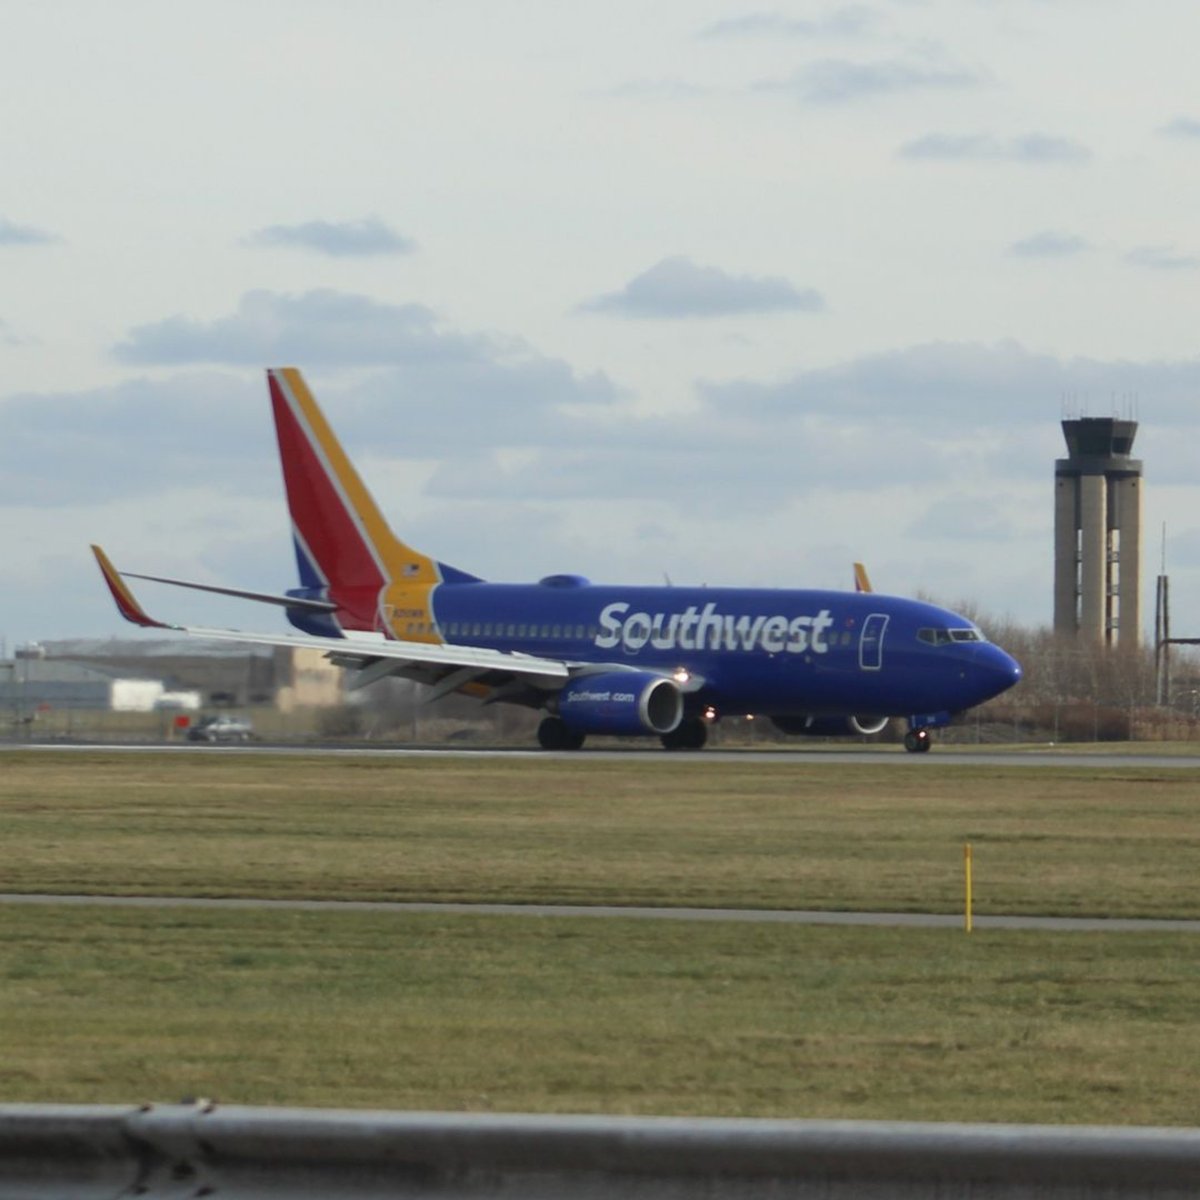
91, 545, 169, 629
267, 368, 443, 642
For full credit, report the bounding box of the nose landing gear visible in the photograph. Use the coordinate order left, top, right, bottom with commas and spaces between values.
903, 728, 932, 753
904, 711, 951, 753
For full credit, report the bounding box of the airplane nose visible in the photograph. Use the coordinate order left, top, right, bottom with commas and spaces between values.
974, 643, 1022, 701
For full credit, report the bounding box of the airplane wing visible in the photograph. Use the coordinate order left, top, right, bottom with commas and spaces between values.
91, 545, 570, 697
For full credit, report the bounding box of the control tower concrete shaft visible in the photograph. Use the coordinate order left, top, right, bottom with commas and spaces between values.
1054, 418, 1142, 646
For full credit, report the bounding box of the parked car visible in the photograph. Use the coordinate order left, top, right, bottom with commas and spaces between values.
186, 714, 254, 743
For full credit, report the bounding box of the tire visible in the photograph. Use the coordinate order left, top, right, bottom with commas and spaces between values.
537, 717, 585, 751
661, 718, 708, 751
904, 729, 931, 753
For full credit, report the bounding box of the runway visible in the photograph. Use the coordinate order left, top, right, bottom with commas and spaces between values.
6, 740, 1200, 769
4, 892, 1200, 933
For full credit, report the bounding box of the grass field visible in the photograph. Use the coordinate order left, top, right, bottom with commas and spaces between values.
3, 750, 1200, 1123
3, 751, 1200, 916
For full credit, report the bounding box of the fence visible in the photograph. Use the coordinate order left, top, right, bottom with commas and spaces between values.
4, 1104, 1200, 1198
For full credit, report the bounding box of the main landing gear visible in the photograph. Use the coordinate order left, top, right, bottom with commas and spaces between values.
537, 717, 586, 751
660, 717, 708, 751
903, 728, 932, 753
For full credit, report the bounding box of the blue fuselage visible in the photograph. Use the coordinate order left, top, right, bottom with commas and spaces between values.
405, 581, 1021, 720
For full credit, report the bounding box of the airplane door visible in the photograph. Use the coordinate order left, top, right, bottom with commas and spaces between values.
859, 613, 888, 671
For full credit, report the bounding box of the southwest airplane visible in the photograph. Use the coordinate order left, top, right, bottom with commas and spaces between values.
93, 368, 1021, 752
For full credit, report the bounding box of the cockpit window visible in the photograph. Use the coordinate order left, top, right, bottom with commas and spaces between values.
918, 626, 985, 646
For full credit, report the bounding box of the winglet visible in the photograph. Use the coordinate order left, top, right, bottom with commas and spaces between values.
91, 545, 170, 628
853, 562, 873, 593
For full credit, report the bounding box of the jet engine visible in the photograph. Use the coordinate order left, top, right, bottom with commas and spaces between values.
557, 672, 683, 736
769, 714, 889, 737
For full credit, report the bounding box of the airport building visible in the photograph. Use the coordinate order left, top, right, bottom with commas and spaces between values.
1053, 417, 1143, 647
2, 640, 344, 715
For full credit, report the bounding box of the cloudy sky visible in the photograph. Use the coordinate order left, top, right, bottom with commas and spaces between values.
4, 0, 1200, 648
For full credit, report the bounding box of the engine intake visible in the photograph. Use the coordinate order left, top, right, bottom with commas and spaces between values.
558, 672, 683, 736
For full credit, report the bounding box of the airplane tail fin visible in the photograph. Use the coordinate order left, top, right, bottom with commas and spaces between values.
266, 368, 479, 635
853, 562, 873, 593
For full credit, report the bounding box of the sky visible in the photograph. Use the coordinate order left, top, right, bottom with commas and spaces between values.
4, 0, 1200, 649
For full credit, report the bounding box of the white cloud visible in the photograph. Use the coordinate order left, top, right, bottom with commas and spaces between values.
762, 58, 979, 104
1008, 231, 1090, 259
243, 216, 415, 257
1160, 116, 1200, 139
579, 257, 824, 318
698, 8, 879, 40
899, 133, 1092, 164
111, 292, 622, 419
1125, 245, 1199, 271
114, 290, 484, 366
0, 216, 58, 246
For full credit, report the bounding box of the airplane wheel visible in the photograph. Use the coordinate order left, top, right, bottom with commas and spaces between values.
904, 729, 932, 753
537, 717, 585, 750
661, 718, 708, 751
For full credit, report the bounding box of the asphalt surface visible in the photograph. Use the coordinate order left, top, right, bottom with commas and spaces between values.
4, 893, 1200, 933
6, 740, 1200, 769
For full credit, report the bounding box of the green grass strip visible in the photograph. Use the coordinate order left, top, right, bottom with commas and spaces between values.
2, 904, 1198, 1125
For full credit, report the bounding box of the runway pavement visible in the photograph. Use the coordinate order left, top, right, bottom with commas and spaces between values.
4, 892, 1200, 933
6, 740, 1200, 769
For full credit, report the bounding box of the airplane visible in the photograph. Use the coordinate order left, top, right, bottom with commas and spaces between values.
93, 367, 1022, 753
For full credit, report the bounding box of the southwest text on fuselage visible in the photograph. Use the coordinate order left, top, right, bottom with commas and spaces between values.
595, 601, 835, 655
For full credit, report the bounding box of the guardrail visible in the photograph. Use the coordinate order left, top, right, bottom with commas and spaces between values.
4, 1104, 1200, 1198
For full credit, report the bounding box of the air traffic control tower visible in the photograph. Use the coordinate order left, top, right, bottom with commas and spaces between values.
1054, 417, 1143, 647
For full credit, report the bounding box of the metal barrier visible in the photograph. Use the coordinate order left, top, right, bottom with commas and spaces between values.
4, 1104, 1200, 1198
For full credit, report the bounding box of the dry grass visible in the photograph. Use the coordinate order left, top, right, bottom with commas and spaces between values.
4, 750, 1200, 1124
2, 903, 1197, 1124
2, 752, 1200, 917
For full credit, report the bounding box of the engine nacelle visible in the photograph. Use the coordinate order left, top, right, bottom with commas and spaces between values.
770, 714, 889, 738
558, 672, 683, 736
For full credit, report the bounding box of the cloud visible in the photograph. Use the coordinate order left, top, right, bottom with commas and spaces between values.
1159, 116, 1200, 140
1125, 244, 1199, 271
578, 256, 824, 318
0, 216, 58, 246
1008, 231, 1090, 259
114, 289, 500, 367
243, 216, 415, 257
698, 8, 879, 39
900, 132, 1091, 164
761, 57, 977, 104
698, 340, 1200, 425
906, 495, 1017, 541
0, 372, 273, 507
12, 337, 1200, 538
